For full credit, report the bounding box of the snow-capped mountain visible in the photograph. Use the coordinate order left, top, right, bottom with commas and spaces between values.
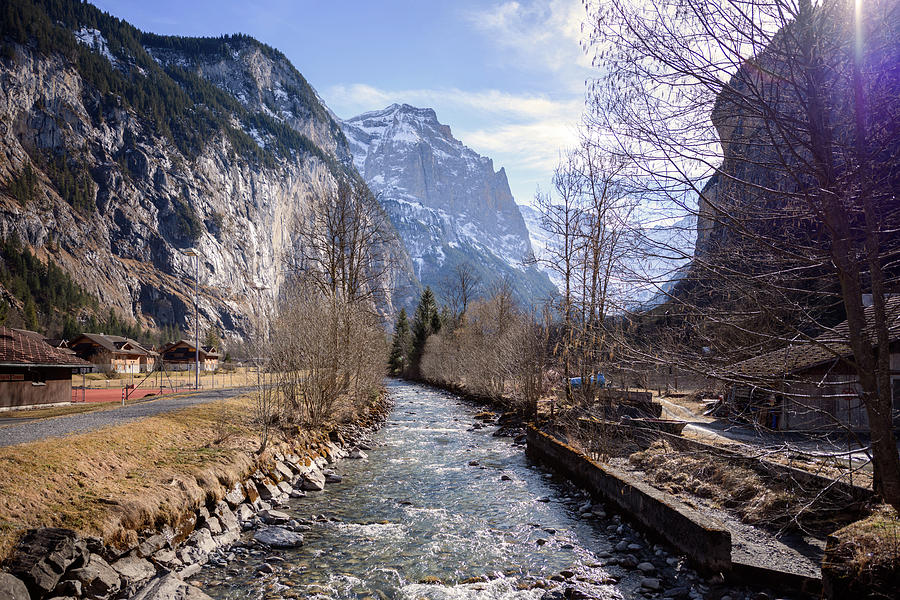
341, 104, 556, 307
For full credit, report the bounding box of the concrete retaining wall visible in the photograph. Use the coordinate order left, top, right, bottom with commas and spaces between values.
651, 429, 872, 503
526, 425, 732, 572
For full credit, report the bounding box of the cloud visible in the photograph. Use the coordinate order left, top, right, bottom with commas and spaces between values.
323, 82, 584, 205
463, 0, 593, 77
460, 119, 579, 172
327, 83, 583, 124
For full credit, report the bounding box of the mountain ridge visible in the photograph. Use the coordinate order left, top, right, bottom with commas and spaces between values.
0, 0, 416, 339
341, 103, 556, 307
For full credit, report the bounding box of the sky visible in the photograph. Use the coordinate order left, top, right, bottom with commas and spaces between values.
91, 0, 595, 206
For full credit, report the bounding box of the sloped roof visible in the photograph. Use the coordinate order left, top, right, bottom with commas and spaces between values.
732, 296, 900, 377
70, 333, 156, 357
0, 327, 90, 368
160, 340, 219, 359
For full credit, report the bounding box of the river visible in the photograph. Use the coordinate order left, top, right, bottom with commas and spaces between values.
192, 380, 706, 600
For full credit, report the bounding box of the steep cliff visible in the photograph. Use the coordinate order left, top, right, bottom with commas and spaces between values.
0, 0, 414, 338
342, 104, 556, 306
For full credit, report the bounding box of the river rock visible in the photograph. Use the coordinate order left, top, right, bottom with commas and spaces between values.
112, 555, 157, 586
132, 573, 214, 600
256, 479, 280, 500
274, 461, 294, 481
151, 549, 180, 569
224, 483, 246, 507
0, 573, 30, 600
636, 562, 656, 573
203, 517, 222, 535
54, 579, 82, 597
69, 554, 121, 597
640, 577, 661, 590
325, 473, 343, 484
253, 527, 304, 549
259, 509, 290, 525
300, 470, 326, 491
236, 504, 255, 523
184, 528, 217, 556
214, 502, 240, 533
243, 481, 260, 504
7, 528, 88, 597
136, 534, 167, 559
348, 447, 368, 459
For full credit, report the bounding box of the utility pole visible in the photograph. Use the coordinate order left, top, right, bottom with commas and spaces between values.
183, 249, 200, 390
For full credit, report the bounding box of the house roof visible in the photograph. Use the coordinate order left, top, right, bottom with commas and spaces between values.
0, 327, 91, 368
69, 333, 157, 357
731, 295, 900, 377
160, 340, 220, 359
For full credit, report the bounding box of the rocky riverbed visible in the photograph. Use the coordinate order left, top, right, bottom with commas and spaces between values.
0, 382, 792, 600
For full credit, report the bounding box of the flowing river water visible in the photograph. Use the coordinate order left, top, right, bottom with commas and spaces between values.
192, 380, 718, 600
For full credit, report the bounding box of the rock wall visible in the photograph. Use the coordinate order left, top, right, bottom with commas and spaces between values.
0, 1, 415, 339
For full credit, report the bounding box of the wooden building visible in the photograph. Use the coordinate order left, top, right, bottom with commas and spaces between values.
0, 327, 91, 410
159, 340, 220, 371
728, 301, 900, 431
68, 333, 158, 374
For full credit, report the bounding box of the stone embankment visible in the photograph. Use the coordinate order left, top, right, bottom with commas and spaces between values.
0, 402, 389, 600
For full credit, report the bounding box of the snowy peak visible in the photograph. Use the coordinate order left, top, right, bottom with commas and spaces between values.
341, 104, 556, 307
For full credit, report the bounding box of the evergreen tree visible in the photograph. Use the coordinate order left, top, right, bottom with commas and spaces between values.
410, 287, 439, 377
204, 327, 220, 350
62, 315, 79, 340
23, 295, 38, 331
388, 308, 411, 375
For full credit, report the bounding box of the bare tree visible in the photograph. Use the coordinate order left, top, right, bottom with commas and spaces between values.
444, 262, 482, 321
535, 155, 584, 403
293, 179, 395, 308
586, 0, 900, 506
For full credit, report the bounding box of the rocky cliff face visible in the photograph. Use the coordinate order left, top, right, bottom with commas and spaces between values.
342, 104, 556, 306
0, 0, 414, 338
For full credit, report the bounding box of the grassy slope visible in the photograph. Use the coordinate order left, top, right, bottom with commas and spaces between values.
0, 394, 265, 560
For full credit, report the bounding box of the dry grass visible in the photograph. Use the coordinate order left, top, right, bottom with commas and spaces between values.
826, 505, 900, 597
0, 403, 106, 421
0, 395, 266, 561
627, 440, 856, 534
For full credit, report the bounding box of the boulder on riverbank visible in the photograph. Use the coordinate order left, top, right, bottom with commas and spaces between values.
0, 573, 30, 600
132, 573, 213, 600
6, 528, 87, 597
253, 527, 304, 549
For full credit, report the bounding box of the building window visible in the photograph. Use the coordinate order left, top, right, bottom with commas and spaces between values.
30, 369, 46, 386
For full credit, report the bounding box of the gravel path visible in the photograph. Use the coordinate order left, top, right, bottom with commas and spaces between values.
0, 387, 253, 447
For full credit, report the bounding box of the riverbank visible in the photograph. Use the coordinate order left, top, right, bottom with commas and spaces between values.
0, 388, 391, 599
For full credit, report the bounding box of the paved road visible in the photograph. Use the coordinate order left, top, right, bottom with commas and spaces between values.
0, 387, 253, 447
658, 397, 895, 466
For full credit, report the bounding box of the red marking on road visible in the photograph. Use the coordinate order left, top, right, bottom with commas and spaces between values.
73, 388, 190, 403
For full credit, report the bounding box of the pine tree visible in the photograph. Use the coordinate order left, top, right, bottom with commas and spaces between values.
410, 287, 439, 377
388, 308, 411, 375
23, 295, 39, 331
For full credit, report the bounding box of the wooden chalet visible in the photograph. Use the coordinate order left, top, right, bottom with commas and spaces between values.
0, 327, 91, 410
728, 298, 900, 431
69, 333, 158, 374
159, 339, 220, 371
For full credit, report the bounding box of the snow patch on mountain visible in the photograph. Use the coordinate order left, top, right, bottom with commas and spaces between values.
342, 104, 556, 306
74, 27, 118, 66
